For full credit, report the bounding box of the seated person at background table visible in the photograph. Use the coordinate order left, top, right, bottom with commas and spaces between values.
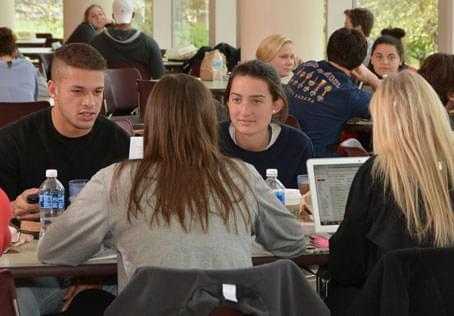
0, 188, 12, 255
327, 71, 454, 315
0, 27, 39, 102
286, 27, 380, 157
90, 0, 164, 79
219, 60, 314, 189
37, 73, 306, 295
343, 8, 375, 65
0, 43, 129, 316
66, 4, 112, 44
256, 34, 300, 84
418, 53, 454, 128
368, 28, 414, 79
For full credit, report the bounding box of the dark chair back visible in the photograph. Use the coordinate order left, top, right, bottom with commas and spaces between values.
111, 117, 135, 136
137, 79, 158, 120
0, 101, 50, 128
105, 260, 329, 316
39, 53, 54, 80
348, 247, 454, 316
108, 63, 151, 80
36, 33, 53, 47
285, 114, 301, 129
104, 68, 142, 116
0, 269, 19, 316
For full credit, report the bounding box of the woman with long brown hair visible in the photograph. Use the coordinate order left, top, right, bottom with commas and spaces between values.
37, 73, 306, 291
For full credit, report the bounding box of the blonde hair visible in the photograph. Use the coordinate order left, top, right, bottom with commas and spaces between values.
256, 34, 293, 62
370, 70, 454, 247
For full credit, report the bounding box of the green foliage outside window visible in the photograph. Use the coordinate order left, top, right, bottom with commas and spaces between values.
174, 0, 209, 48
15, 0, 63, 39
357, 0, 438, 67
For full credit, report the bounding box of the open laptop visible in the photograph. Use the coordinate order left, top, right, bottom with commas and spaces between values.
307, 157, 369, 234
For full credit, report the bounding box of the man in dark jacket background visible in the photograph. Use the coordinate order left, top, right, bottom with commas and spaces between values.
91, 0, 165, 79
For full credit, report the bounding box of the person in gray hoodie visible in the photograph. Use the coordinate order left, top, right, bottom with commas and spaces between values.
90, 0, 165, 79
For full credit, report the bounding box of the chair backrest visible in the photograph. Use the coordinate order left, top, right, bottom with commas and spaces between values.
108, 63, 151, 80
0, 101, 50, 128
104, 68, 142, 116
38, 53, 54, 80
348, 247, 454, 316
105, 259, 329, 316
285, 114, 301, 129
111, 117, 134, 136
137, 79, 158, 120
0, 269, 19, 316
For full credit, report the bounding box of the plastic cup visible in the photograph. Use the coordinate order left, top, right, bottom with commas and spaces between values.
68, 179, 88, 203
297, 174, 309, 196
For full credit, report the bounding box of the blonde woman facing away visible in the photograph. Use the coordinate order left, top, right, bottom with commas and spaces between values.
37, 73, 306, 291
256, 34, 300, 84
327, 71, 454, 314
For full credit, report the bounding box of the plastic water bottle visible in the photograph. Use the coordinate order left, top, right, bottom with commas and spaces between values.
212, 51, 224, 83
265, 168, 285, 205
39, 169, 65, 238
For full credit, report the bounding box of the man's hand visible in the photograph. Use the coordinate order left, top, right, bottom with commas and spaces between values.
351, 64, 380, 91
11, 188, 40, 220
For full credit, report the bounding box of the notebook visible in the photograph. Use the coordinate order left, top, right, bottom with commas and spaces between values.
307, 157, 369, 234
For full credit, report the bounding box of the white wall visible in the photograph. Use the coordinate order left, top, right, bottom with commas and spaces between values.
0, 0, 16, 29
209, 0, 236, 47
439, 0, 454, 53
237, 0, 325, 62
327, 0, 353, 37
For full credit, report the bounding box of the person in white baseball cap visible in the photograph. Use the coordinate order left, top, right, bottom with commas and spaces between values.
112, 0, 134, 24
91, 0, 165, 79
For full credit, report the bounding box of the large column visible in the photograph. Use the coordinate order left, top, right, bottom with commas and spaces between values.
209, 0, 237, 47
0, 0, 15, 29
63, 0, 112, 42
438, 0, 454, 53
237, 0, 325, 61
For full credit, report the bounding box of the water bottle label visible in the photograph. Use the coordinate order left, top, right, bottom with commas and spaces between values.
273, 190, 285, 205
39, 192, 64, 209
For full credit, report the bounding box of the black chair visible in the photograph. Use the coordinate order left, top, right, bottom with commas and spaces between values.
0, 101, 50, 128
0, 269, 19, 316
104, 68, 142, 117
39, 53, 54, 80
348, 247, 454, 316
108, 62, 151, 80
105, 259, 329, 316
136, 79, 158, 120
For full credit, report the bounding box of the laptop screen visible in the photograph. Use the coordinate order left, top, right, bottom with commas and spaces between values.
307, 157, 369, 233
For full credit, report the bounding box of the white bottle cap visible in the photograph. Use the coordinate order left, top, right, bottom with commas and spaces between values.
266, 168, 278, 177
46, 169, 58, 178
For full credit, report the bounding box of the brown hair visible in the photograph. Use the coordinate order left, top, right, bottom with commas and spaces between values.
224, 59, 288, 123
418, 53, 454, 106
51, 43, 106, 80
83, 4, 104, 23
0, 27, 17, 56
114, 74, 252, 232
344, 8, 375, 37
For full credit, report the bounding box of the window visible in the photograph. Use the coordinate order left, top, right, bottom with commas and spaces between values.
132, 0, 153, 35
15, 0, 63, 39
355, 0, 438, 67
173, 0, 209, 47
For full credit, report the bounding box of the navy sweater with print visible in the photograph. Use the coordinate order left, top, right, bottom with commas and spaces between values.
219, 122, 314, 188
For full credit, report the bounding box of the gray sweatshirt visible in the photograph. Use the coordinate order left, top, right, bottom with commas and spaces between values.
37, 161, 306, 291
